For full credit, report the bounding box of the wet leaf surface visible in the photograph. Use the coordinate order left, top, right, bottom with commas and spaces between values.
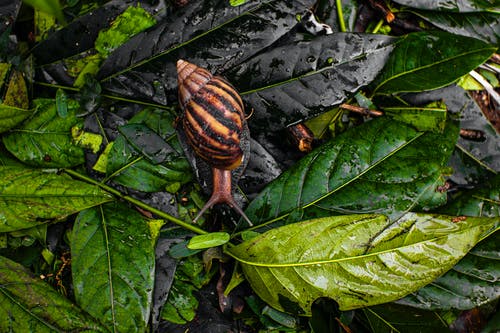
372, 31, 496, 94
227, 213, 499, 315
0, 255, 108, 332
71, 202, 163, 332
243, 117, 458, 227
0, 166, 113, 232
3, 99, 85, 168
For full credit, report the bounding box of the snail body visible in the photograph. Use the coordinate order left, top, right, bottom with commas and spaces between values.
177, 59, 252, 226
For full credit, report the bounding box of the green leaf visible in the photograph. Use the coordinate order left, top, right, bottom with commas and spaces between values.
372, 31, 496, 94
0, 166, 113, 232
243, 117, 458, 226
0, 68, 32, 133
106, 108, 191, 192
94, 5, 156, 57
22, 0, 66, 24
3, 98, 85, 167
187, 232, 230, 250
71, 202, 163, 332
226, 213, 499, 315
0, 255, 108, 332
397, 174, 500, 309
383, 101, 448, 132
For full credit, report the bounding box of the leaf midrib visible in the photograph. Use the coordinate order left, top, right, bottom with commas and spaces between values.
227, 223, 498, 267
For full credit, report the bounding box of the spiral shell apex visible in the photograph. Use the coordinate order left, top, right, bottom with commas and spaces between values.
177, 59, 246, 171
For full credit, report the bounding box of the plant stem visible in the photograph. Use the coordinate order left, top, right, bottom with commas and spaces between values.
336, 0, 346, 32
63, 168, 208, 235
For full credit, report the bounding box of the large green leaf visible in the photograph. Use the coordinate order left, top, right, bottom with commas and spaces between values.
226, 213, 499, 315
372, 31, 496, 94
71, 202, 163, 332
0, 255, 107, 332
243, 117, 458, 227
397, 174, 500, 310
0, 166, 113, 232
3, 98, 85, 167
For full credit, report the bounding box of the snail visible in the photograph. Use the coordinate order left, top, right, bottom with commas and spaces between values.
176, 59, 253, 226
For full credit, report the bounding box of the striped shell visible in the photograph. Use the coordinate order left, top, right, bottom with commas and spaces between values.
177, 59, 246, 171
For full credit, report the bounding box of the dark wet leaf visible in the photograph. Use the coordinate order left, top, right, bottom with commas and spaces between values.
98, 0, 315, 104
409, 9, 500, 46
230, 33, 396, 131
394, 0, 500, 12
372, 31, 496, 94
0, 255, 108, 332
31, 0, 166, 65
0, 166, 113, 232
71, 202, 163, 332
226, 213, 499, 315
0, 0, 21, 35
363, 303, 450, 333
243, 117, 458, 227
151, 238, 179, 332
3, 98, 85, 167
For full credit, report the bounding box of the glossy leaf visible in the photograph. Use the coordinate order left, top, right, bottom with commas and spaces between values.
3, 98, 85, 167
226, 213, 499, 315
382, 101, 448, 132
71, 202, 163, 332
392, 0, 500, 12
0, 166, 113, 232
243, 117, 458, 227
98, 0, 314, 85
409, 10, 500, 46
31, 0, 167, 65
372, 31, 496, 94
397, 174, 500, 310
403, 85, 500, 173
0, 255, 107, 332
187, 232, 230, 250
229, 33, 396, 131
106, 108, 192, 192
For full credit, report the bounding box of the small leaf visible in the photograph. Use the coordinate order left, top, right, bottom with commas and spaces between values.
3, 98, 85, 167
0, 166, 113, 232
227, 213, 499, 315
187, 232, 230, 250
22, 0, 66, 24
71, 202, 163, 332
382, 101, 448, 132
372, 31, 496, 94
0, 255, 107, 332
55, 88, 68, 118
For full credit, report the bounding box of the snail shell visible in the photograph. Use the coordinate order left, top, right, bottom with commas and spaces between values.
177, 59, 252, 226
177, 59, 246, 170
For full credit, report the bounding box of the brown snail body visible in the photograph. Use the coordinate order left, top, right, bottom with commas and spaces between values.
177, 59, 252, 226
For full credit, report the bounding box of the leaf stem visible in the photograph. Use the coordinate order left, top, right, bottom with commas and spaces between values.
63, 169, 208, 235
336, 0, 346, 32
